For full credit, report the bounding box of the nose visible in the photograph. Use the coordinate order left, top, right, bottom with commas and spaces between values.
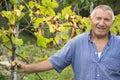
99, 20, 105, 26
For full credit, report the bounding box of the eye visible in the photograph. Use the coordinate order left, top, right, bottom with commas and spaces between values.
96, 17, 101, 21
104, 18, 110, 22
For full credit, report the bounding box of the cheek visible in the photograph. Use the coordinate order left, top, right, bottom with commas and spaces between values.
91, 20, 97, 26
93, 20, 99, 25
90, 19, 102, 27
106, 23, 113, 28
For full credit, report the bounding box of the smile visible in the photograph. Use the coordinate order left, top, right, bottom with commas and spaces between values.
97, 27, 105, 32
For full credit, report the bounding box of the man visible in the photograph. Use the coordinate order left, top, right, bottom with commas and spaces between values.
15, 5, 120, 80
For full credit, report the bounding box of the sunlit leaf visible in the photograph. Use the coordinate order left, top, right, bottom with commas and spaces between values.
110, 27, 117, 34
2, 35, 9, 42
10, 0, 17, 4
50, 1, 58, 8
9, 15, 16, 25
38, 55, 48, 61
33, 18, 43, 28
46, 38, 53, 43
42, 0, 58, 9
46, 7, 56, 16
49, 24, 56, 33
35, 32, 47, 48
1, 11, 16, 25
62, 6, 73, 18
0, 29, 4, 36
63, 22, 71, 27
54, 36, 59, 45
19, 5, 25, 11
61, 33, 69, 39
8, 51, 12, 55
14, 10, 21, 17
12, 36, 23, 46
29, 1, 36, 8
18, 12, 25, 21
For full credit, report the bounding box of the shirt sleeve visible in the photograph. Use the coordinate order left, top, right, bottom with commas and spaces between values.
48, 40, 74, 73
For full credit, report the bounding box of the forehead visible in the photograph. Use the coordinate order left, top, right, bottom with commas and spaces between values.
94, 9, 112, 19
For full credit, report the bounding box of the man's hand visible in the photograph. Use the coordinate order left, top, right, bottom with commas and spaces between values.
0, 61, 27, 73
13, 61, 27, 73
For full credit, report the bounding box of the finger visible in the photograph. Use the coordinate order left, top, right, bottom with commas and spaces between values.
13, 61, 26, 68
13, 61, 22, 66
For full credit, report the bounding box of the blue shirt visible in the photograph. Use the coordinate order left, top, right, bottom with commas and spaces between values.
48, 32, 120, 80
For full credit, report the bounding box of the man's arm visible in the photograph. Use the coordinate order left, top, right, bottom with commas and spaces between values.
15, 59, 54, 73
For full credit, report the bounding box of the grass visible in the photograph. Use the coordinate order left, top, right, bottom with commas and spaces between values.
0, 43, 74, 80
24, 65, 74, 80
18, 45, 74, 80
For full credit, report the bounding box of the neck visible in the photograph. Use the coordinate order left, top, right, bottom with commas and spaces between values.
90, 32, 110, 52
90, 32, 110, 41
91, 35, 109, 42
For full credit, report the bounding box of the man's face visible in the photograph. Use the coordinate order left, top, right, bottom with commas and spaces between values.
90, 9, 114, 38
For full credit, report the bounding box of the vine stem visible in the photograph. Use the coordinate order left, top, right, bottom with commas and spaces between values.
10, 23, 19, 80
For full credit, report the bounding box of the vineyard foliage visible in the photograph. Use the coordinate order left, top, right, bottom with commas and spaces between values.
0, 0, 120, 80
0, 0, 120, 66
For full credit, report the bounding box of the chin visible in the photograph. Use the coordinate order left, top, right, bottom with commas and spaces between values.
96, 31, 106, 35
97, 34, 107, 37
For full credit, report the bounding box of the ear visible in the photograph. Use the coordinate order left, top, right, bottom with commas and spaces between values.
110, 20, 115, 28
111, 20, 115, 27
112, 20, 115, 24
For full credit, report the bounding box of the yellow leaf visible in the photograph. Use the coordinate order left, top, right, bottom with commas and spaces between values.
14, 10, 21, 17
19, 5, 25, 11
65, 14, 69, 20
8, 51, 12, 55
49, 24, 55, 33
57, 26, 63, 31
38, 55, 48, 61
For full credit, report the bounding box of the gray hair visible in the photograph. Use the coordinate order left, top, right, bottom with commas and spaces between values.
90, 5, 115, 20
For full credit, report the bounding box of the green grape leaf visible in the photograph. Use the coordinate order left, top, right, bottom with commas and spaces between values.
10, 0, 17, 4
2, 35, 9, 42
33, 18, 43, 28
42, 0, 58, 9
19, 5, 25, 11
46, 7, 56, 16
54, 36, 59, 45
18, 12, 25, 21
50, 1, 58, 8
38, 55, 48, 61
0, 29, 4, 36
62, 6, 73, 18
12, 36, 23, 46
1, 11, 16, 25
61, 33, 69, 39
46, 38, 53, 44
8, 51, 12, 55
29, 1, 36, 8
110, 27, 117, 34
9, 14, 16, 25
35, 32, 47, 48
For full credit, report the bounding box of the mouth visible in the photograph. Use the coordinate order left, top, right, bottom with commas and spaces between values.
96, 27, 105, 32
